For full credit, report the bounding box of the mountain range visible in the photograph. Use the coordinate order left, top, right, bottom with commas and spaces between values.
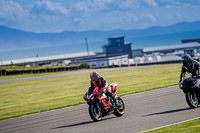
0, 21, 200, 51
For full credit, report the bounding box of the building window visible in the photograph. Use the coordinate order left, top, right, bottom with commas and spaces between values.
116, 39, 121, 42
92, 64, 96, 67
116, 43, 120, 47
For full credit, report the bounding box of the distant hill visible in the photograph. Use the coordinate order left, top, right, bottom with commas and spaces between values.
0, 21, 200, 51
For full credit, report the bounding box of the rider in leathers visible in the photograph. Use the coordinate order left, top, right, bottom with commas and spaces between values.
90, 72, 118, 105
179, 54, 200, 88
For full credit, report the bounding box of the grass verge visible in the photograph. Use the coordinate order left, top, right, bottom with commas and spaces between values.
142, 118, 200, 133
0, 64, 181, 120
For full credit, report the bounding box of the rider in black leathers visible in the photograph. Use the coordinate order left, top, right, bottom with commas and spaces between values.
90, 72, 118, 104
179, 54, 200, 88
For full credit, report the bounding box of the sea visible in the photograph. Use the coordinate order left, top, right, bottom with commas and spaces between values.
1, 31, 200, 61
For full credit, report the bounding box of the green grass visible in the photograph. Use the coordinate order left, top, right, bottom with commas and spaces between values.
0, 64, 181, 120
143, 118, 200, 133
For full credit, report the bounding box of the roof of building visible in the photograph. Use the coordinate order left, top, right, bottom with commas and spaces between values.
143, 42, 200, 53
108, 36, 125, 40
103, 42, 131, 47
182, 38, 200, 43
124, 42, 132, 45
2, 51, 96, 65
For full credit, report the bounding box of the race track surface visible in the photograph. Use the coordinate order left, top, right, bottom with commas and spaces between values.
0, 86, 199, 133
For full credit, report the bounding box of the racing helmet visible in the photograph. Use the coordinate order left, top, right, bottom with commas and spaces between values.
182, 54, 192, 66
90, 72, 100, 81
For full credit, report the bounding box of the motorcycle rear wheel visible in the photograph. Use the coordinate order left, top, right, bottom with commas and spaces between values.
185, 91, 199, 108
89, 104, 102, 121
114, 97, 125, 117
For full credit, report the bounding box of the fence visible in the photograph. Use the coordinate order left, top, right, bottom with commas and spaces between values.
108, 60, 182, 68
0, 65, 89, 76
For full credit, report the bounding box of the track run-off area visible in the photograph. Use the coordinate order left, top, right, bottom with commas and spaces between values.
0, 85, 199, 133
0, 65, 164, 84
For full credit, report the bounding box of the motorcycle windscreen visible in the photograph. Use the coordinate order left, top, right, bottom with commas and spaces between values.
88, 87, 96, 95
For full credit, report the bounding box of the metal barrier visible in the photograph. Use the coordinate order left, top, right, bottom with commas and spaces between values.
0, 64, 89, 76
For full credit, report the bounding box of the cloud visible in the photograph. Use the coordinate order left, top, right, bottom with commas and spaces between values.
31, 0, 68, 16
118, 0, 158, 10
143, 13, 156, 21
124, 14, 139, 22
144, 0, 158, 7
118, 0, 200, 9
157, 0, 200, 7
0, 0, 199, 32
175, 13, 182, 18
93, 0, 113, 10
74, 2, 90, 12
118, 0, 140, 9
0, 0, 28, 20
74, 0, 113, 12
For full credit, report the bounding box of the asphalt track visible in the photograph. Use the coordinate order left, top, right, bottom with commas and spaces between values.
0, 86, 200, 133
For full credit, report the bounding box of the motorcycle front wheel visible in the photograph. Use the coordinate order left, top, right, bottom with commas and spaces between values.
89, 104, 102, 121
114, 97, 125, 117
185, 91, 199, 108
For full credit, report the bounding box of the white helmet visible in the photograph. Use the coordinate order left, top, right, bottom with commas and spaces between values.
90, 72, 100, 81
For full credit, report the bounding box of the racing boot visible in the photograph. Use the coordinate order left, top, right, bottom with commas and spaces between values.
110, 93, 120, 107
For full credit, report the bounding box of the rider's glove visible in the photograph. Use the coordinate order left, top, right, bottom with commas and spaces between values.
179, 81, 184, 89
98, 89, 105, 96
102, 88, 106, 93
84, 97, 88, 101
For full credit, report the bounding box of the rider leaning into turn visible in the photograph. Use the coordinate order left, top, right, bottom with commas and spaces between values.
90, 71, 118, 105
179, 54, 200, 87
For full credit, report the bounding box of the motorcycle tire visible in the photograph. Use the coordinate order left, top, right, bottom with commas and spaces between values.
89, 104, 102, 121
185, 91, 199, 108
114, 97, 125, 117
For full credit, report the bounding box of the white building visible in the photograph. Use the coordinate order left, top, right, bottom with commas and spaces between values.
1, 51, 130, 68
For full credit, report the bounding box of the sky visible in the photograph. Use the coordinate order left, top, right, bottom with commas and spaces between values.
0, 0, 200, 33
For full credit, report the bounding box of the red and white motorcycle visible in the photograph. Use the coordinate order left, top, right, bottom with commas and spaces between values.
83, 82, 125, 121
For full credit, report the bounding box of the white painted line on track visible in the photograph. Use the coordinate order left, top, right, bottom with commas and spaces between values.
141, 116, 200, 133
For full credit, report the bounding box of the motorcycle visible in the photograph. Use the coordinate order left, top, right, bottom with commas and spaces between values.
83, 82, 125, 121
179, 77, 200, 108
